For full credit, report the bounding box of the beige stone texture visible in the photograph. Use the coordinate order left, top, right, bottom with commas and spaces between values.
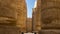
27, 18, 32, 32
0, 25, 20, 34
32, 4, 41, 32
0, 0, 27, 33
37, 0, 60, 34
39, 29, 60, 34
0, 0, 17, 24
16, 0, 27, 32
41, 0, 60, 29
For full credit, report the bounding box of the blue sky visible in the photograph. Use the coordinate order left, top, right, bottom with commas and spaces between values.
26, 0, 35, 18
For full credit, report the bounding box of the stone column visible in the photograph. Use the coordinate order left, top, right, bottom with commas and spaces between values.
0, 0, 23, 34
26, 18, 32, 32
32, 0, 41, 33
0, 0, 17, 24
16, 0, 27, 32
38, 0, 60, 34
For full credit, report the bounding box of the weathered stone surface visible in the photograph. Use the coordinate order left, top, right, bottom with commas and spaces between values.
39, 29, 60, 34
36, 0, 60, 34
27, 18, 32, 32
0, 0, 16, 18
0, 0, 17, 24
41, 0, 60, 29
32, 0, 42, 32
0, 25, 20, 34
16, 0, 27, 32
0, 0, 27, 33
32, 8, 41, 32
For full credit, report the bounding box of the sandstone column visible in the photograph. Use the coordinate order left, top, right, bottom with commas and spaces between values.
38, 0, 60, 34
0, 0, 20, 34
0, 0, 17, 24
27, 18, 32, 32
32, 0, 41, 33
17, 0, 27, 32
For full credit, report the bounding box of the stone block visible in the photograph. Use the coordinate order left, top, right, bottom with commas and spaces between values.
39, 29, 60, 34
0, 25, 20, 34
